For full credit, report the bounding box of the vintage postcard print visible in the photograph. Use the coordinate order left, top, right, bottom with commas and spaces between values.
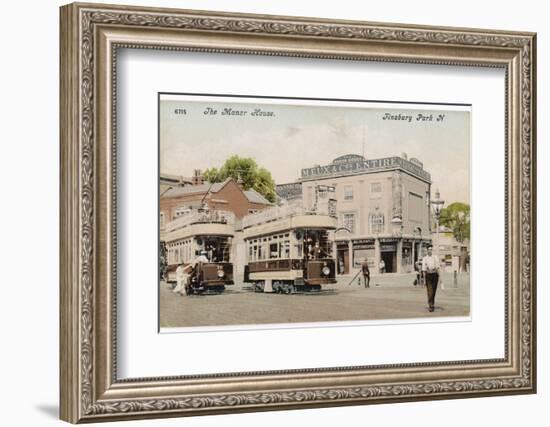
159, 94, 471, 331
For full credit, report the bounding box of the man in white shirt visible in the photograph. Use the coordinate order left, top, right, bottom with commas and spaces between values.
421, 246, 440, 312
379, 259, 386, 274
186, 251, 210, 292
192, 250, 210, 267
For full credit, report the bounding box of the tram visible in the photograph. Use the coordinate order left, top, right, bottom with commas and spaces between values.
242, 201, 337, 293
164, 209, 234, 294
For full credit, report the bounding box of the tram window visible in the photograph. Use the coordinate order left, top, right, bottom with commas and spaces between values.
283, 241, 290, 258
270, 243, 278, 259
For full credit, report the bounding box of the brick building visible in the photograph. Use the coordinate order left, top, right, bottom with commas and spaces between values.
160, 176, 272, 240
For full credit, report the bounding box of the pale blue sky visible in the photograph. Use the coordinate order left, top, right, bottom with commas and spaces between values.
160, 98, 470, 204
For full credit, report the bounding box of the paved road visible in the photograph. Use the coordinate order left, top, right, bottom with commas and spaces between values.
159, 272, 470, 329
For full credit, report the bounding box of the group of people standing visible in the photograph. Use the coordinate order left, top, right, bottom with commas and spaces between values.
358, 245, 441, 312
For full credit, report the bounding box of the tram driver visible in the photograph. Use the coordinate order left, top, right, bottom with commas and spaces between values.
186, 250, 210, 289
192, 250, 209, 266
308, 240, 326, 260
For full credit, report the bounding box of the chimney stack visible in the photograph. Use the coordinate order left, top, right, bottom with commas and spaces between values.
192, 169, 204, 185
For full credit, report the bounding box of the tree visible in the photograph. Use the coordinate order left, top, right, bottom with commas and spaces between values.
439, 202, 470, 243
203, 155, 277, 203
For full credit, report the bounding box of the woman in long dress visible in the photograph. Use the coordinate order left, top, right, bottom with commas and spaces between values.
173, 263, 192, 295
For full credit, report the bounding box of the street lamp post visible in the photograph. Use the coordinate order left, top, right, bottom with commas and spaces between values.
412, 226, 421, 266
430, 189, 445, 276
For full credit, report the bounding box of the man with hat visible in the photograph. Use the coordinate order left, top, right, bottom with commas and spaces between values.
361, 259, 370, 288
421, 245, 440, 312
192, 250, 209, 267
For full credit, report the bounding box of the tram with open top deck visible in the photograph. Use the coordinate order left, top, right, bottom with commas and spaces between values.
242, 196, 338, 293
164, 208, 234, 294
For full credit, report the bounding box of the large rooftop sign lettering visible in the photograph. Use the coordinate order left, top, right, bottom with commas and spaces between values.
300, 155, 431, 182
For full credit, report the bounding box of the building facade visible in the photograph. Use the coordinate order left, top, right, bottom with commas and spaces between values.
277, 154, 433, 274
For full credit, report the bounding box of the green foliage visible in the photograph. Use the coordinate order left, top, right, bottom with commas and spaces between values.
439, 202, 470, 243
203, 155, 277, 203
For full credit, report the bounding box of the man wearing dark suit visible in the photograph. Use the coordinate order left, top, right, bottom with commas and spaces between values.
361, 260, 370, 288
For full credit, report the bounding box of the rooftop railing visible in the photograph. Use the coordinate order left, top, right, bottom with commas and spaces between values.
165, 210, 235, 233
242, 199, 337, 229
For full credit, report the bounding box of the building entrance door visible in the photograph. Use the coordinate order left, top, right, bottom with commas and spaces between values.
337, 248, 349, 274
381, 251, 395, 273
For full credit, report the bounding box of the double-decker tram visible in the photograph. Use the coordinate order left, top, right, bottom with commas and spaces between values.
242, 199, 337, 293
165, 209, 234, 294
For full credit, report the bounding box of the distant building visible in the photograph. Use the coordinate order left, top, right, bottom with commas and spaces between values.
432, 225, 470, 273
276, 153, 433, 274
159, 172, 193, 195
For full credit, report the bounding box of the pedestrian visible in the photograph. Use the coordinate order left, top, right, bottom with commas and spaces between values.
361, 259, 370, 288
421, 245, 440, 312
413, 260, 422, 286
379, 259, 385, 274
173, 263, 191, 296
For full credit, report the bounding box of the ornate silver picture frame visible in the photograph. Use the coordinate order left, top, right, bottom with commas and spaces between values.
60, 2, 536, 423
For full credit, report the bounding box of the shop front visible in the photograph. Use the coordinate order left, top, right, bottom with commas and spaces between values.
352, 239, 375, 270
336, 240, 350, 275
379, 238, 397, 273
402, 240, 413, 273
